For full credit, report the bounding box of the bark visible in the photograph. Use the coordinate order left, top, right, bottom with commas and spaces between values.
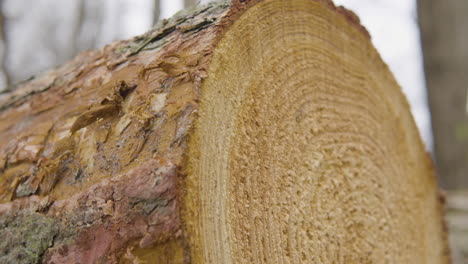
417, 0, 468, 191
0, 0, 449, 263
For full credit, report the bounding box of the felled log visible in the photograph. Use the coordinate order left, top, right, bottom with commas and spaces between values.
0, 0, 450, 263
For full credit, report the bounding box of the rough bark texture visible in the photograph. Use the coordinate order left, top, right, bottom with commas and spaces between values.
417, 0, 468, 190
0, 0, 449, 263
0, 2, 230, 262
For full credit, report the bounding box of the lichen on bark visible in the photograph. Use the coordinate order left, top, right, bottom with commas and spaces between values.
0, 212, 58, 264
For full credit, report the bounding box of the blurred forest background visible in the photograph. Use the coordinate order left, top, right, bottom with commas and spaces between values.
0, 0, 466, 262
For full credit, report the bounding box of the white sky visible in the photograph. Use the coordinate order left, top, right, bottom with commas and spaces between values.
160, 0, 184, 19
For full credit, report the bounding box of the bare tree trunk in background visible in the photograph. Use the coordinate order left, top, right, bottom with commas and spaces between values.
0, 0, 9, 91
418, 0, 468, 191
78, 0, 104, 51
67, 0, 85, 63
418, 3, 468, 261
184, 0, 198, 8
153, 0, 160, 25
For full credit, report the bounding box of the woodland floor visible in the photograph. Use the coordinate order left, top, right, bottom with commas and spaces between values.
446, 190, 468, 264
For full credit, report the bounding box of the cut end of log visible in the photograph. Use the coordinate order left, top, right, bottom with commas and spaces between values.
0, 0, 450, 263
185, 0, 448, 263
